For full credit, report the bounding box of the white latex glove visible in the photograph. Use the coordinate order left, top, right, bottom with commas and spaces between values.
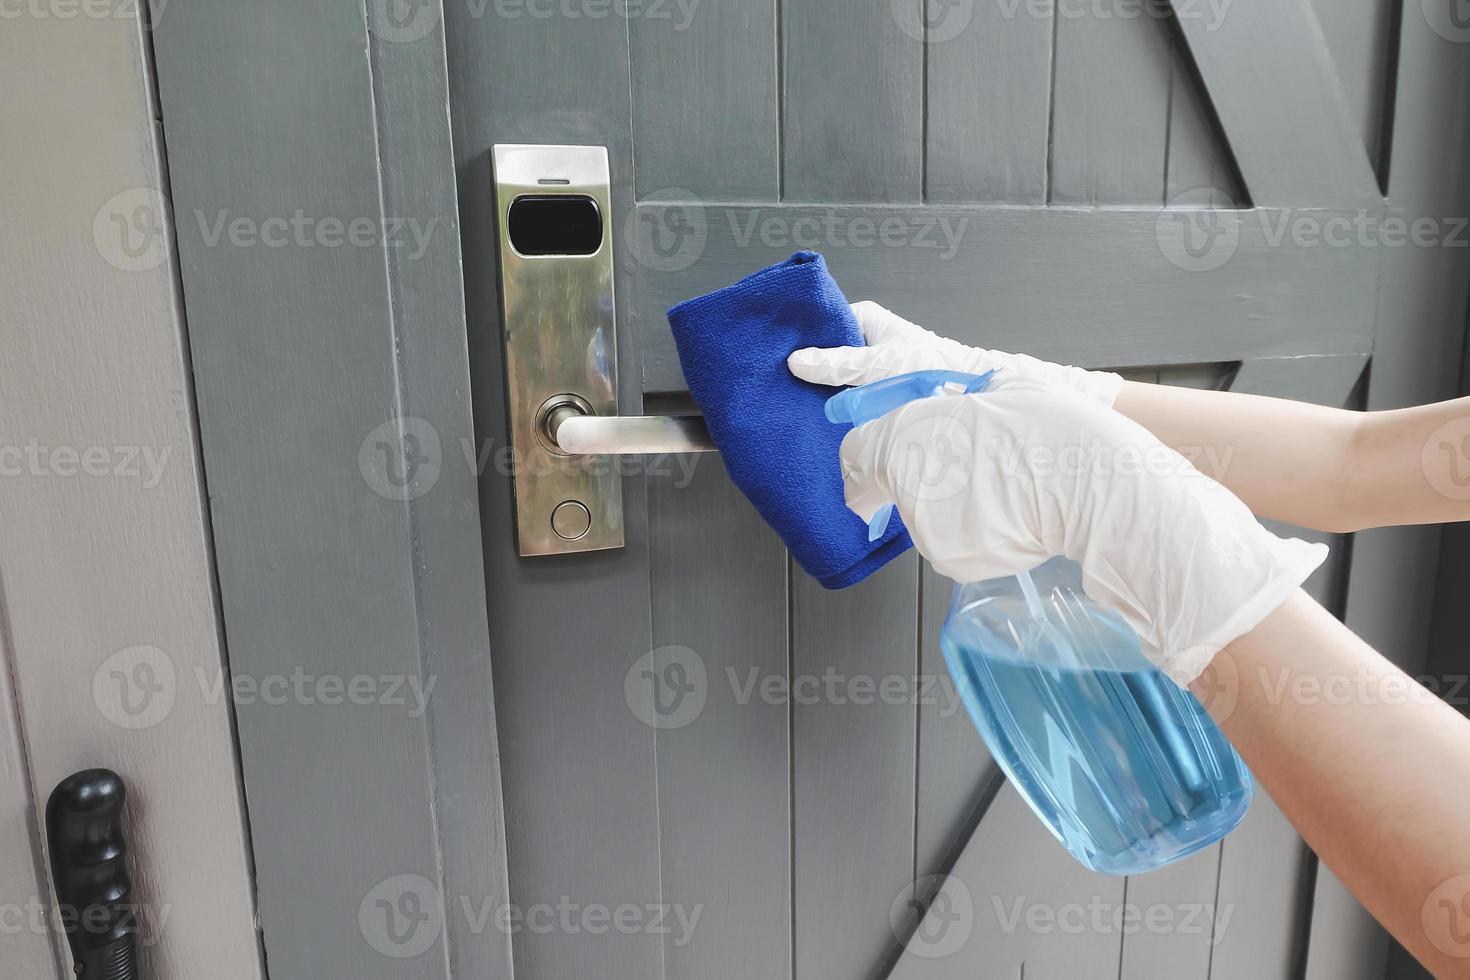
838, 377, 1327, 684
788, 301, 1125, 407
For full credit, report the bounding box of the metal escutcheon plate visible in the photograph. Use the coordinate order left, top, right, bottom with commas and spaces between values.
492, 144, 624, 556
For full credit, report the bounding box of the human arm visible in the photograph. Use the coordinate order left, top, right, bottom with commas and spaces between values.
1195, 590, 1470, 976
1115, 382, 1470, 533
834, 376, 1470, 975
789, 301, 1470, 534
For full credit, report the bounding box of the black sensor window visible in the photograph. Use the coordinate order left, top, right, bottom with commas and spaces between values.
507, 195, 602, 255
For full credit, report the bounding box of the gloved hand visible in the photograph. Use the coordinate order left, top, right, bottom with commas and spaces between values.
788, 301, 1126, 407
835, 377, 1327, 684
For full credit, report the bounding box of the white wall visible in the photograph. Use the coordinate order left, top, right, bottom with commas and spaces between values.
0, 10, 264, 980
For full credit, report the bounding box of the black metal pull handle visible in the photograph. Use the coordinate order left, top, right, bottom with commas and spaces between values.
46, 769, 138, 979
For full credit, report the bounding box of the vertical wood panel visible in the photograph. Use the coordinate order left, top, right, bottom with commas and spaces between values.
3, 12, 262, 980
445, 4, 665, 979
792, 559, 920, 980
1165, 51, 1244, 207
782, 0, 923, 202
1305, 0, 1396, 180
1114, 364, 1231, 980
891, 787, 1125, 979
913, 565, 999, 885
630, 0, 778, 200
1202, 356, 1365, 980
0, 616, 55, 977
1167, 0, 1381, 210
648, 460, 791, 980
1207, 798, 1313, 980
636, 14, 790, 973
1118, 848, 1223, 980
152, 1, 475, 976
1327, 7, 1470, 973
1051, 1, 1174, 205
362, 8, 515, 979
925, 0, 1054, 204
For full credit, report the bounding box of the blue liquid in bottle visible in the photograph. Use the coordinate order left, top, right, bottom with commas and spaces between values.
941, 558, 1252, 875
827, 371, 1252, 875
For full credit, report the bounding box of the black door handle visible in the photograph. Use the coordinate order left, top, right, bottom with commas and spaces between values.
46, 769, 139, 979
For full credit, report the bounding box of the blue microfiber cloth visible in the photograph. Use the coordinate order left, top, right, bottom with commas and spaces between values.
667, 251, 912, 589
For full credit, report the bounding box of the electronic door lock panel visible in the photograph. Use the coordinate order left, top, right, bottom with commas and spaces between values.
492, 144, 714, 557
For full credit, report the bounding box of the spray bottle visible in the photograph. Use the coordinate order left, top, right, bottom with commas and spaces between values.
826, 370, 1253, 875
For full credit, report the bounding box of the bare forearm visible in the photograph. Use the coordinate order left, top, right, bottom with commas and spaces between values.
1191, 591, 1470, 976
1113, 383, 1470, 533
1113, 381, 1360, 530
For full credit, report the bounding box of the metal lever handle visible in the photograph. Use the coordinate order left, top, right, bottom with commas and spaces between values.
544, 402, 717, 455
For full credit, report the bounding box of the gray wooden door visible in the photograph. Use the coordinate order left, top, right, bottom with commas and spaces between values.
147, 0, 1470, 978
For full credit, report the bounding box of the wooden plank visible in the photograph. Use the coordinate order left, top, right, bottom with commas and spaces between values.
792, 558, 921, 980
1117, 847, 1224, 980
781, 19, 924, 972
1165, 47, 1244, 207
925, 0, 1053, 203
1, 12, 262, 980
1051, 0, 1174, 205
637, 14, 789, 973
782, 0, 923, 202
647, 459, 791, 980
444, 5, 667, 980
630, 0, 778, 200
1206, 796, 1313, 980
1112, 360, 1237, 980
633, 204, 1379, 392
1195, 355, 1366, 980
1307, 0, 1396, 180
0, 632, 55, 978
1166, 0, 1381, 209
890, 786, 1126, 979
149, 3, 460, 976
913, 565, 1000, 887
1314, 5, 1470, 977
363, 8, 515, 980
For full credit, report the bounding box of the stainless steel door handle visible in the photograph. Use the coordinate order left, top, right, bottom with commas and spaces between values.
544, 404, 716, 455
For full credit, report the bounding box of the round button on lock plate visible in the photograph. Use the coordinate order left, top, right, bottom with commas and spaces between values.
550, 500, 592, 541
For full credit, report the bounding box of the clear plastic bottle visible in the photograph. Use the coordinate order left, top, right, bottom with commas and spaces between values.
826, 370, 1253, 875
